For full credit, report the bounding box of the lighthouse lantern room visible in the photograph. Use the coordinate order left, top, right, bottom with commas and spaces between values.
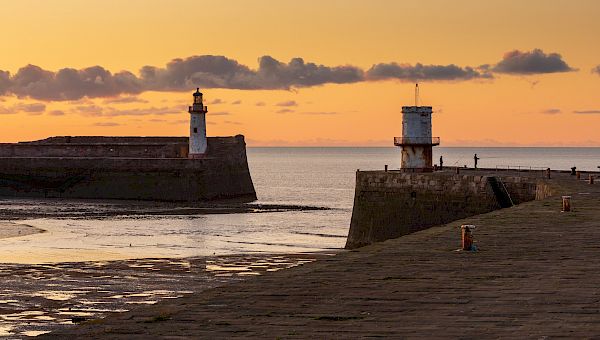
394, 84, 440, 171
188, 88, 208, 158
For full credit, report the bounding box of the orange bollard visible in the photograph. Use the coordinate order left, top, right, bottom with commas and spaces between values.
461, 225, 475, 251
562, 196, 571, 212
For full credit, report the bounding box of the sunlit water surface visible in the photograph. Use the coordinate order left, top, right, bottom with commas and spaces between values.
1, 147, 599, 263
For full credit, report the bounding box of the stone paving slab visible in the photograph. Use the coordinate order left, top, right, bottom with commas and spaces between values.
44, 175, 600, 338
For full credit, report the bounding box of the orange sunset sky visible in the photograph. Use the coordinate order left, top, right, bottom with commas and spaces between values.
1, 0, 600, 146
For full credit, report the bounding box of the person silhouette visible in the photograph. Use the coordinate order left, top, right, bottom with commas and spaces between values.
474, 154, 480, 169
439, 155, 443, 170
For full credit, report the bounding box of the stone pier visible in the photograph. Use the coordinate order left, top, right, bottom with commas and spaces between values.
43, 170, 600, 338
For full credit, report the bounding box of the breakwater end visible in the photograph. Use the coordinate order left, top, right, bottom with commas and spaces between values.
0, 135, 256, 202
42, 170, 600, 337
346, 168, 557, 249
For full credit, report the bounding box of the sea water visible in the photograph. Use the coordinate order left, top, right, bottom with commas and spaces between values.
0, 147, 599, 263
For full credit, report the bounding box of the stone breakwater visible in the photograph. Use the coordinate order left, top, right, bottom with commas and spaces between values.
0, 135, 256, 202
346, 169, 555, 249
41, 170, 600, 338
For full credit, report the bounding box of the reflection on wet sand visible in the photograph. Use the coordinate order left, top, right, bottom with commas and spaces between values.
0, 254, 327, 337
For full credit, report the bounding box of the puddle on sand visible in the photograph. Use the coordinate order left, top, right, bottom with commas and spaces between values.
0, 253, 326, 336
21, 330, 51, 337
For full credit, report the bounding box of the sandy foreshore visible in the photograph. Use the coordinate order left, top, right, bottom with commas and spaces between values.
0, 221, 44, 240
0, 253, 326, 337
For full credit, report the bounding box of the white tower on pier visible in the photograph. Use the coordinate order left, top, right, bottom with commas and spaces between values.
394, 84, 440, 171
188, 88, 208, 158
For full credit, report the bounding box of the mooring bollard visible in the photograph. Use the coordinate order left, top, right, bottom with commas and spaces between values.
546, 168, 551, 179
576, 171, 581, 180
590, 175, 595, 185
456, 167, 460, 174
562, 196, 571, 212
461, 225, 475, 251
384, 164, 388, 172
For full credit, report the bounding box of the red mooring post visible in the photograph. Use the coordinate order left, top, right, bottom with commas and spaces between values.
562, 196, 572, 212
461, 225, 475, 251
576, 171, 581, 180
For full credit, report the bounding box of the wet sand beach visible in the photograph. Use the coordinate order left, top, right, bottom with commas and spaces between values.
0, 222, 44, 240
0, 253, 329, 337
42, 172, 600, 338
0, 197, 341, 337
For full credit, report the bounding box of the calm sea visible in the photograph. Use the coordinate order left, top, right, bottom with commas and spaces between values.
1, 147, 599, 263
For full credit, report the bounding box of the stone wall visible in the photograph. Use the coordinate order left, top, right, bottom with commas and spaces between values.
345, 171, 553, 249
0, 135, 256, 202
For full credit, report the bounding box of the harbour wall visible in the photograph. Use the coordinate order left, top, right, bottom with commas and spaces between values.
345, 170, 555, 249
0, 135, 256, 202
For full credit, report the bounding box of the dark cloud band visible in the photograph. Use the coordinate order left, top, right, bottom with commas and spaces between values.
0, 50, 576, 102
493, 49, 575, 74
366, 63, 491, 81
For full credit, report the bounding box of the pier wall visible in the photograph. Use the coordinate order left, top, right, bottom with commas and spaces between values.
345, 171, 554, 249
0, 135, 256, 202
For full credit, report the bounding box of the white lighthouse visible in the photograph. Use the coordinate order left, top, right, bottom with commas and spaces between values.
394, 84, 440, 171
188, 88, 208, 158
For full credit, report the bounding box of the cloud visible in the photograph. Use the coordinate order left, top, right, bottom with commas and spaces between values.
0, 50, 578, 102
210, 111, 230, 116
0, 106, 13, 114
0, 55, 365, 101
255, 101, 266, 106
276, 100, 298, 107
493, 49, 575, 74
140, 55, 365, 91
103, 96, 149, 104
231, 100, 242, 105
223, 120, 241, 125
541, 108, 562, 114
74, 105, 182, 117
48, 110, 65, 116
93, 122, 120, 127
573, 110, 600, 114
10, 65, 142, 101
208, 98, 225, 104
12, 102, 46, 113
276, 109, 294, 114
593, 65, 600, 75
170, 119, 188, 125
0, 102, 46, 114
0, 71, 11, 95
366, 63, 491, 81
301, 111, 339, 115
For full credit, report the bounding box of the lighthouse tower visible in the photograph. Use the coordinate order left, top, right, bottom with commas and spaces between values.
394, 84, 440, 171
188, 88, 208, 158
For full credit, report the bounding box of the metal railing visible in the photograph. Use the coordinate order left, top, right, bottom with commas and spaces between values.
495, 165, 548, 171
393, 137, 440, 146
